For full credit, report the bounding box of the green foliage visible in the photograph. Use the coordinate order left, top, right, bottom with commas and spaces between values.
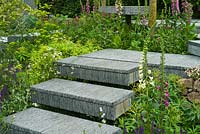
0, 0, 31, 35
0, 38, 100, 116
63, 12, 195, 54
116, 45, 194, 133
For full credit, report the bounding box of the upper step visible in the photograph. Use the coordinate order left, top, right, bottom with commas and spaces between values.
99, 6, 149, 15
188, 40, 200, 57
56, 56, 139, 86
31, 78, 134, 120
3, 107, 121, 134
56, 49, 200, 85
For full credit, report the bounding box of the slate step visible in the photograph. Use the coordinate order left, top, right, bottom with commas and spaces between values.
99, 6, 149, 15
3, 107, 121, 134
31, 79, 134, 120
56, 56, 139, 86
81, 49, 200, 77
56, 49, 200, 86
188, 40, 200, 57
197, 34, 200, 39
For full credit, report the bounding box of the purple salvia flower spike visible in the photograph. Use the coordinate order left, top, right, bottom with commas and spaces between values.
176, 0, 180, 13
180, 127, 183, 134
151, 122, 154, 134
135, 128, 139, 134
139, 126, 144, 134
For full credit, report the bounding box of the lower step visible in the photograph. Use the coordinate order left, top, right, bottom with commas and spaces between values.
31, 79, 134, 120
188, 40, 200, 57
3, 108, 121, 134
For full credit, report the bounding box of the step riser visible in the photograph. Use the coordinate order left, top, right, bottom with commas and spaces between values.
58, 65, 139, 86
31, 79, 133, 121
188, 40, 200, 57
3, 108, 121, 134
149, 65, 188, 78
56, 49, 199, 86
31, 92, 131, 120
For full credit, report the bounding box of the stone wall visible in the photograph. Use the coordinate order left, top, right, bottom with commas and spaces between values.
179, 78, 200, 103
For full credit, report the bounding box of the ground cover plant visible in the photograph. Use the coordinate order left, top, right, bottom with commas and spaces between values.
0, 0, 199, 133
117, 44, 200, 133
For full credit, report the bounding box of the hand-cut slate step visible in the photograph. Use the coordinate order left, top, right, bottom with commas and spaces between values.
3, 107, 121, 134
31, 79, 134, 120
197, 34, 200, 39
99, 6, 149, 15
56, 56, 139, 85
188, 40, 200, 57
81, 49, 200, 77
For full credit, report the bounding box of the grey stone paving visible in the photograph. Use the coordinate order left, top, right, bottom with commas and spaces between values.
82, 49, 200, 67
57, 56, 139, 85
81, 49, 200, 76
3, 108, 121, 134
99, 6, 149, 15
188, 40, 200, 57
31, 79, 133, 120
23, 0, 37, 9
197, 34, 200, 39
57, 49, 200, 85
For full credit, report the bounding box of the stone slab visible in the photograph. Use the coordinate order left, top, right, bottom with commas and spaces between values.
0, 33, 39, 43
188, 40, 200, 57
23, 0, 37, 9
31, 79, 134, 120
197, 34, 200, 39
99, 6, 149, 15
81, 49, 200, 77
56, 56, 139, 85
3, 108, 121, 134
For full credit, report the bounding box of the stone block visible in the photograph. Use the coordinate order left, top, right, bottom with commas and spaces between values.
3, 108, 121, 134
99, 6, 149, 15
188, 40, 200, 57
194, 80, 200, 92
187, 92, 200, 104
81, 49, 200, 77
178, 78, 194, 89
56, 56, 139, 86
23, 0, 37, 9
31, 79, 134, 120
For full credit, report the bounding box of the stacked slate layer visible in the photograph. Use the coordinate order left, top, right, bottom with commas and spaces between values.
99, 6, 149, 15
57, 49, 200, 86
31, 78, 134, 120
3, 108, 121, 134
57, 56, 139, 86
188, 40, 200, 57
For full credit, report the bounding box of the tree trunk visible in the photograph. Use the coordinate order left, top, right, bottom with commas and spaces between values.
122, 0, 134, 25
102, 0, 106, 6
148, 0, 157, 27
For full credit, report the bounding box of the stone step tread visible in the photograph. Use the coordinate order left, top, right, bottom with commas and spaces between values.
3, 108, 121, 134
99, 6, 149, 15
31, 78, 133, 106
31, 79, 133, 120
56, 56, 139, 86
188, 40, 200, 57
189, 40, 200, 46
57, 49, 199, 86
81, 49, 200, 68
57, 56, 138, 73
197, 34, 200, 39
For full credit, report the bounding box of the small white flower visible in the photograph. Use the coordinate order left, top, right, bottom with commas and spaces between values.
71, 66, 75, 70
102, 119, 106, 124
99, 107, 103, 112
148, 70, 152, 75
149, 81, 155, 86
101, 113, 106, 118
149, 76, 153, 81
